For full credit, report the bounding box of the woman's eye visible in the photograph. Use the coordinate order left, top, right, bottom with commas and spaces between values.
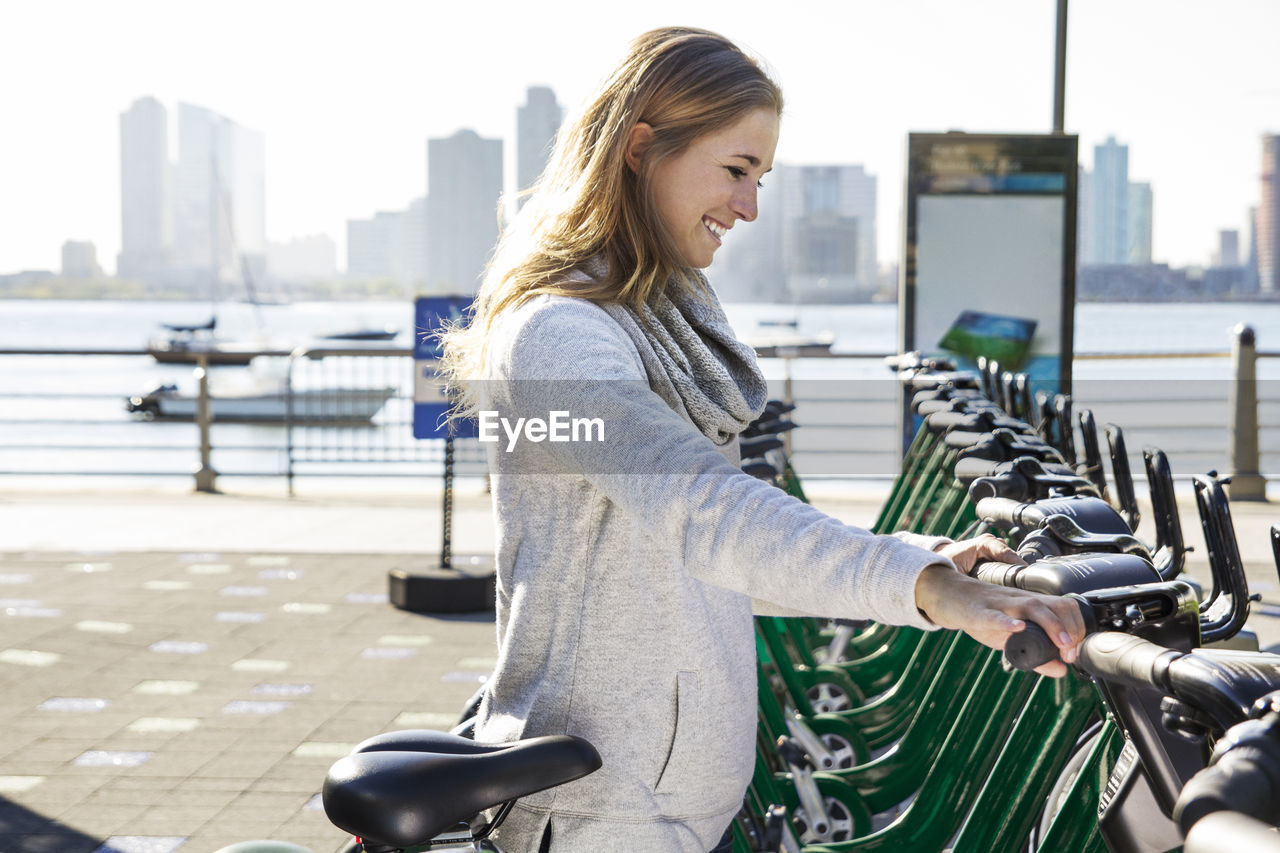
727, 166, 763, 189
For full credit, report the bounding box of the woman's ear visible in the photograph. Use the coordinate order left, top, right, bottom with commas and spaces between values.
624, 122, 655, 173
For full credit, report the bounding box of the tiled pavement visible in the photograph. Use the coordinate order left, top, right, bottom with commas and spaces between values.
1, 483, 1279, 853
0, 546, 497, 853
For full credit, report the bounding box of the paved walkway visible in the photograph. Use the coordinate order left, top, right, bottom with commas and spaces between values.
0, 481, 1277, 853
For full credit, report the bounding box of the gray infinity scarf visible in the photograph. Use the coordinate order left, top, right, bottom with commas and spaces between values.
586, 259, 768, 446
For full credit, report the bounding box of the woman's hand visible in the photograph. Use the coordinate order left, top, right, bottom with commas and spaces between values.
935, 532, 1024, 574
913, 564, 1086, 678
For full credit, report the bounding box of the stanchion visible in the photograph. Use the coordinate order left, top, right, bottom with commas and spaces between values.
194, 352, 219, 493
1228, 323, 1266, 501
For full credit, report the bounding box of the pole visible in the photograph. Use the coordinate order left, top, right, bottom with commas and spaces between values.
194, 353, 219, 493
1053, 0, 1068, 134
1228, 324, 1266, 500
441, 435, 454, 569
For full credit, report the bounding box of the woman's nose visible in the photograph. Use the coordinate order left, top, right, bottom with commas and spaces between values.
731, 185, 758, 223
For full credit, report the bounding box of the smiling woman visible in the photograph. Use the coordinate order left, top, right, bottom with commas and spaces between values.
632, 106, 778, 269
435, 25, 1084, 853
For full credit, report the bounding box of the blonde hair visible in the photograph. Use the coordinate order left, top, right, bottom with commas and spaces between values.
439, 26, 782, 399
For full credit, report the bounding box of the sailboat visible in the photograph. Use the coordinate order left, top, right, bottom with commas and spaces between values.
146, 316, 265, 365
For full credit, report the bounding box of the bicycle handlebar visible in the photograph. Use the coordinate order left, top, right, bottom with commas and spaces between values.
1183, 811, 1280, 853
1175, 694, 1280, 838
1075, 631, 1183, 691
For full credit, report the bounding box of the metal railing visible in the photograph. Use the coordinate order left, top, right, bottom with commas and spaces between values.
0, 328, 1276, 494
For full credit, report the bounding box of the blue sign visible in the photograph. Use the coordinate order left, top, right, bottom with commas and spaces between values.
413, 296, 477, 439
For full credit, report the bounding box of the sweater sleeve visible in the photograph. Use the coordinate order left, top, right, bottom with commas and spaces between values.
483, 297, 953, 629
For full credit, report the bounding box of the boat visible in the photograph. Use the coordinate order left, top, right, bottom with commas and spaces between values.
744, 330, 836, 358
319, 325, 400, 342
145, 318, 267, 365
126, 382, 396, 424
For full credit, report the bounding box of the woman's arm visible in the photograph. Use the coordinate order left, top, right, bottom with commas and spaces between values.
485, 296, 1085, 664
485, 297, 949, 629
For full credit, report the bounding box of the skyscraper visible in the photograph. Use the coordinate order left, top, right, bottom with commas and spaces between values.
118, 97, 171, 282
1127, 182, 1153, 264
345, 198, 427, 290
516, 86, 562, 208
1087, 136, 1129, 265
781, 164, 877, 301
171, 103, 265, 293
1260, 134, 1279, 294
1214, 230, 1240, 268
62, 240, 102, 278
426, 129, 503, 294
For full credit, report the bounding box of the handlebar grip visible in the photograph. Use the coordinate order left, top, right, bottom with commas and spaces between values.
954, 456, 1006, 484
1002, 623, 1060, 672
1076, 632, 1181, 692
1184, 811, 1280, 853
1175, 744, 1280, 836
973, 496, 1028, 528
972, 560, 1021, 587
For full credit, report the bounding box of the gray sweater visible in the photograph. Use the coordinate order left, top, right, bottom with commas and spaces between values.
473, 293, 951, 852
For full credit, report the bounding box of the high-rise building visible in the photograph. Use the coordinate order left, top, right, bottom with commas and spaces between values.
1076, 166, 1092, 266
713, 163, 878, 303
426, 129, 503, 294
1127, 182, 1153, 264
1087, 136, 1129, 265
61, 240, 102, 278
1247, 205, 1261, 292
1259, 134, 1279, 294
171, 103, 266, 294
399, 196, 429, 288
1213, 230, 1240, 268
781, 164, 877, 301
346, 198, 427, 290
118, 97, 171, 282
516, 86, 562, 208
347, 211, 400, 281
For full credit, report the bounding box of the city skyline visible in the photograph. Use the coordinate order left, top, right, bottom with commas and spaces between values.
3, 0, 1277, 279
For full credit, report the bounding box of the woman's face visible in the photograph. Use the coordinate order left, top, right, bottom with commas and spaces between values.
646, 107, 780, 270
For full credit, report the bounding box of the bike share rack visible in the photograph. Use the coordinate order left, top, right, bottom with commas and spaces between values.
220, 355, 1280, 853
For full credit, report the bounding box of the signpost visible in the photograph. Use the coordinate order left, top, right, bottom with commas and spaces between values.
390, 296, 494, 614
898, 132, 1078, 452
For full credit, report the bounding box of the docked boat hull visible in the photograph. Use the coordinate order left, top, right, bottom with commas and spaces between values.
127, 386, 396, 424
146, 345, 261, 366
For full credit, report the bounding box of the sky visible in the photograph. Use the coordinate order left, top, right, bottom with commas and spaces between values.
1, 0, 1277, 277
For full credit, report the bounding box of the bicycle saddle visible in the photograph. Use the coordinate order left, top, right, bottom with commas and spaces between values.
323, 731, 601, 849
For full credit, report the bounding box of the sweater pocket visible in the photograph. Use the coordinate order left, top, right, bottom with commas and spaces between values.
654, 669, 702, 795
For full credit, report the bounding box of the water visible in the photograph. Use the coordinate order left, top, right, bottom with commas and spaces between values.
1, 298, 1277, 481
